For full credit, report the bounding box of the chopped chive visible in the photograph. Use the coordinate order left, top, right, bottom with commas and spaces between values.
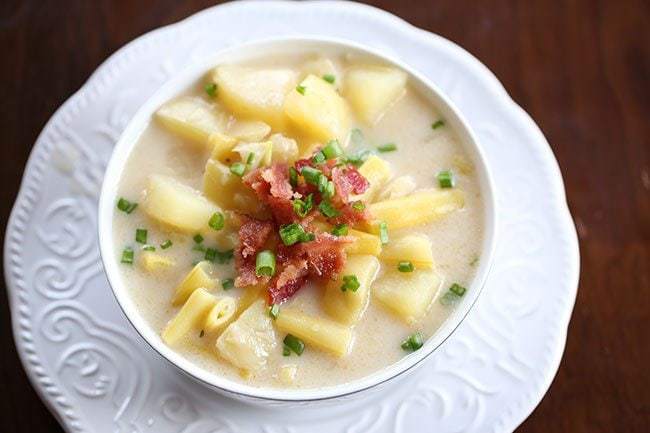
283, 334, 305, 355
193, 234, 204, 244
319, 200, 340, 218
345, 149, 371, 167
449, 283, 467, 297
204, 83, 217, 98
246, 152, 255, 165
121, 247, 134, 264
322, 139, 343, 159
323, 180, 335, 199
282, 345, 291, 356
432, 119, 445, 129
316, 173, 328, 194
437, 170, 455, 188
331, 223, 348, 236
214, 249, 234, 264
289, 167, 298, 187
379, 222, 389, 245
205, 248, 217, 262
117, 198, 138, 214
351, 201, 365, 211
292, 193, 313, 218
312, 151, 326, 165
255, 250, 276, 277
269, 304, 280, 320
377, 143, 397, 153
209, 212, 225, 231
135, 228, 148, 244
279, 223, 305, 246
142, 245, 156, 252
300, 166, 322, 185
340, 274, 360, 292
301, 232, 315, 242
349, 128, 364, 146
222, 278, 234, 290
401, 332, 424, 352
296, 85, 306, 95
230, 162, 246, 177
160, 239, 173, 249
398, 261, 414, 272
322, 74, 336, 84
192, 244, 206, 252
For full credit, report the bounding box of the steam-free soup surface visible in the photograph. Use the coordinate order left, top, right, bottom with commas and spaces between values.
113, 51, 484, 388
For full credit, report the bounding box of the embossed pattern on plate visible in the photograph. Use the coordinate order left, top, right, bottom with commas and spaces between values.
4, 1, 579, 432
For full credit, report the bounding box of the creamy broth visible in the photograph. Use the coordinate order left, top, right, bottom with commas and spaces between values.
113, 52, 484, 388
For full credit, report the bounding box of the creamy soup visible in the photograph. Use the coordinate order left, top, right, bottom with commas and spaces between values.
113, 52, 484, 388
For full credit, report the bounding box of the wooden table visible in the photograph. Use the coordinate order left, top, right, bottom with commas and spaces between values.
1, 1, 648, 431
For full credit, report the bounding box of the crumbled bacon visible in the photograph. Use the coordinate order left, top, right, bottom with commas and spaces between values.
331, 166, 369, 202
234, 216, 274, 288
331, 202, 371, 226
268, 259, 309, 304
244, 164, 297, 224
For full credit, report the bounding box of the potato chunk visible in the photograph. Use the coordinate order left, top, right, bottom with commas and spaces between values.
301, 57, 340, 88
373, 269, 442, 324
162, 288, 216, 346
345, 228, 382, 256
380, 234, 434, 269
143, 175, 221, 234
344, 66, 407, 125
377, 175, 416, 201
203, 159, 261, 214
139, 251, 175, 272
232, 141, 272, 170
269, 133, 299, 163
212, 66, 297, 129
216, 299, 277, 373
323, 255, 380, 325
354, 155, 391, 202
284, 74, 350, 142
172, 261, 218, 306
156, 96, 226, 147
366, 189, 464, 233
275, 309, 353, 357
227, 119, 271, 142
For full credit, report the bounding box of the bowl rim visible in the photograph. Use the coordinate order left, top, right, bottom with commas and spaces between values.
98, 35, 497, 402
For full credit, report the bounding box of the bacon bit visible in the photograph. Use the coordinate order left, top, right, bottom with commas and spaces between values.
244, 165, 297, 224
332, 166, 369, 202
235, 216, 274, 288
330, 202, 371, 226
268, 260, 309, 304
300, 233, 353, 277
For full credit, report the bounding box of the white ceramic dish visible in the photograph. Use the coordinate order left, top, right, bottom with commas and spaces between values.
4, 2, 579, 431
98, 37, 497, 402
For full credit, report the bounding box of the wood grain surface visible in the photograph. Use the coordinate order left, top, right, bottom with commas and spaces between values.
0, 1, 648, 432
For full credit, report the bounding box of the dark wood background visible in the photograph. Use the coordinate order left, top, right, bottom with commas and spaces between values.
1, 0, 648, 431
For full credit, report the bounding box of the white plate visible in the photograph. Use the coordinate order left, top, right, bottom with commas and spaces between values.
4, 1, 579, 432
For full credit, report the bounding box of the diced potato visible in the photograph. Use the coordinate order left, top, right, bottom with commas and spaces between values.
203, 159, 261, 214
275, 309, 353, 357
269, 133, 299, 163
366, 189, 465, 233
284, 74, 350, 142
213, 66, 297, 129
172, 261, 218, 306
208, 132, 238, 161
354, 155, 391, 202
156, 96, 227, 147
344, 66, 407, 125
380, 234, 434, 269
232, 141, 272, 170
235, 285, 265, 315
162, 288, 216, 345
143, 175, 221, 234
345, 228, 382, 256
301, 57, 340, 88
139, 251, 175, 272
227, 119, 271, 142
373, 269, 442, 325
323, 255, 380, 325
216, 299, 277, 373
279, 364, 297, 385
377, 175, 416, 201
204, 297, 237, 333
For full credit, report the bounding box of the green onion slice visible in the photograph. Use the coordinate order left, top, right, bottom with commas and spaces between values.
322, 74, 336, 84
121, 247, 134, 264
296, 85, 306, 95
282, 345, 291, 356
432, 119, 445, 129
437, 170, 455, 188
269, 304, 280, 320
209, 212, 225, 231
230, 162, 246, 177
117, 198, 138, 214
289, 167, 298, 187
193, 234, 204, 244
379, 222, 389, 245
142, 245, 156, 252
322, 139, 343, 159
340, 274, 360, 292
300, 166, 322, 185
312, 151, 326, 165
351, 201, 365, 211
204, 83, 217, 97
319, 200, 341, 218
398, 261, 414, 272
160, 239, 173, 249
292, 194, 314, 218
377, 143, 397, 153
222, 278, 234, 290
255, 250, 276, 277
135, 228, 148, 244
204, 248, 217, 262
401, 332, 424, 352
449, 283, 467, 297
283, 334, 305, 355
331, 223, 348, 236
